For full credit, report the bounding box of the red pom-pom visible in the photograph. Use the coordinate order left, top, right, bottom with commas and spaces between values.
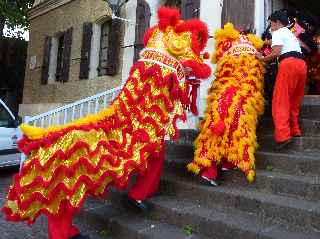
203, 52, 210, 59
157, 7, 181, 30
182, 60, 211, 79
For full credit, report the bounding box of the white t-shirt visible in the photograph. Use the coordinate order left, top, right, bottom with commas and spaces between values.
271, 27, 301, 55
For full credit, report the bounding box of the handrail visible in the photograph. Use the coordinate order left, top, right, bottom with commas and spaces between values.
25, 86, 123, 123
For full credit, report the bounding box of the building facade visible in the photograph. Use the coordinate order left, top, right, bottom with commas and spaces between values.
21, 0, 124, 116
21, 0, 289, 117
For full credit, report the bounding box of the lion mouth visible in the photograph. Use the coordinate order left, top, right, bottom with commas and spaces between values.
181, 60, 212, 79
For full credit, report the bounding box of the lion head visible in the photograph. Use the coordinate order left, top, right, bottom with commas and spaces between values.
141, 7, 211, 79
212, 23, 264, 63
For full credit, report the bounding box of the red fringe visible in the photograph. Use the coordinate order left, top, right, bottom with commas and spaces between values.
182, 60, 211, 79
143, 26, 157, 47
5, 142, 160, 224
3, 60, 190, 224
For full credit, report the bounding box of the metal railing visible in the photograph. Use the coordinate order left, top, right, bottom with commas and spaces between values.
23, 85, 123, 127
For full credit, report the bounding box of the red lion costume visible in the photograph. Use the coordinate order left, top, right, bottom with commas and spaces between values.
2, 7, 211, 239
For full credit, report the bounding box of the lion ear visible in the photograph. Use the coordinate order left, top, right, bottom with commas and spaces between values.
175, 19, 209, 54
158, 7, 181, 30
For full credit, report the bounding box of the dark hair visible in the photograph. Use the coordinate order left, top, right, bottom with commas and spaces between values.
262, 25, 272, 40
268, 10, 289, 26
296, 12, 318, 35
299, 32, 318, 53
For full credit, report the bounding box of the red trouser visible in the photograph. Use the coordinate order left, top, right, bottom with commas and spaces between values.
47, 203, 79, 239
128, 148, 165, 200
272, 57, 307, 143
201, 160, 235, 180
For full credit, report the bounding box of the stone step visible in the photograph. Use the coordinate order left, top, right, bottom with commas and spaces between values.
175, 118, 320, 146
300, 107, 320, 120
165, 142, 320, 177
257, 118, 320, 137
160, 172, 320, 233
165, 157, 320, 201
296, 95, 320, 120
256, 151, 320, 177
79, 197, 209, 239
165, 141, 194, 159
263, 95, 320, 120
259, 135, 320, 151
264, 106, 320, 120
149, 195, 320, 239
174, 129, 320, 152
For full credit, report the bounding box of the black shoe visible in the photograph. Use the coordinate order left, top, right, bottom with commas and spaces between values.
201, 176, 219, 187
70, 234, 91, 239
292, 135, 301, 138
127, 197, 152, 212
276, 138, 293, 150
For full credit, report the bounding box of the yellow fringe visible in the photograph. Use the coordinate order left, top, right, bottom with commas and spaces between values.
20, 105, 116, 140
187, 162, 201, 175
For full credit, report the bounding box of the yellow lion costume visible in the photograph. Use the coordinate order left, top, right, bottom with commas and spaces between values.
188, 23, 265, 182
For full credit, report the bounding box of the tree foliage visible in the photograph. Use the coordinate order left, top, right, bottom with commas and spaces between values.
0, 0, 35, 38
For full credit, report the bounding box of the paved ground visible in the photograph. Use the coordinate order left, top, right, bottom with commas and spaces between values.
0, 167, 111, 239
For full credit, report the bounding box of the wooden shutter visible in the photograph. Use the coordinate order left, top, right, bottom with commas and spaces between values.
98, 21, 110, 76
221, 0, 255, 31
105, 19, 121, 76
134, 0, 151, 62
61, 27, 73, 82
79, 22, 93, 79
181, 0, 200, 20
41, 36, 52, 85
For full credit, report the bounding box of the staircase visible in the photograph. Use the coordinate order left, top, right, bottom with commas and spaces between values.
72, 95, 320, 239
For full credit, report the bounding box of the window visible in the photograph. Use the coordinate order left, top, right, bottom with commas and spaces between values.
221, 0, 255, 30
0, 104, 12, 127
98, 21, 111, 76
94, 19, 121, 76
55, 34, 65, 81
134, 0, 151, 62
42, 27, 73, 84
164, 0, 200, 20
164, 0, 181, 8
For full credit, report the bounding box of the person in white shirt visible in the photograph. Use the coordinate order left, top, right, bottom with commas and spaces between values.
257, 10, 307, 148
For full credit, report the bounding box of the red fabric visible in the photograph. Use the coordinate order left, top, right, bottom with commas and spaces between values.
272, 57, 307, 142
181, 60, 212, 79
157, 7, 181, 30
47, 203, 79, 239
128, 147, 165, 201
201, 160, 236, 180
201, 162, 218, 180
221, 160, 236, 170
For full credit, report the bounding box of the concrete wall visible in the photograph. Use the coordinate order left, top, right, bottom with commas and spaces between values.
198, 0, 223, 116
121, 0, 138, 85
